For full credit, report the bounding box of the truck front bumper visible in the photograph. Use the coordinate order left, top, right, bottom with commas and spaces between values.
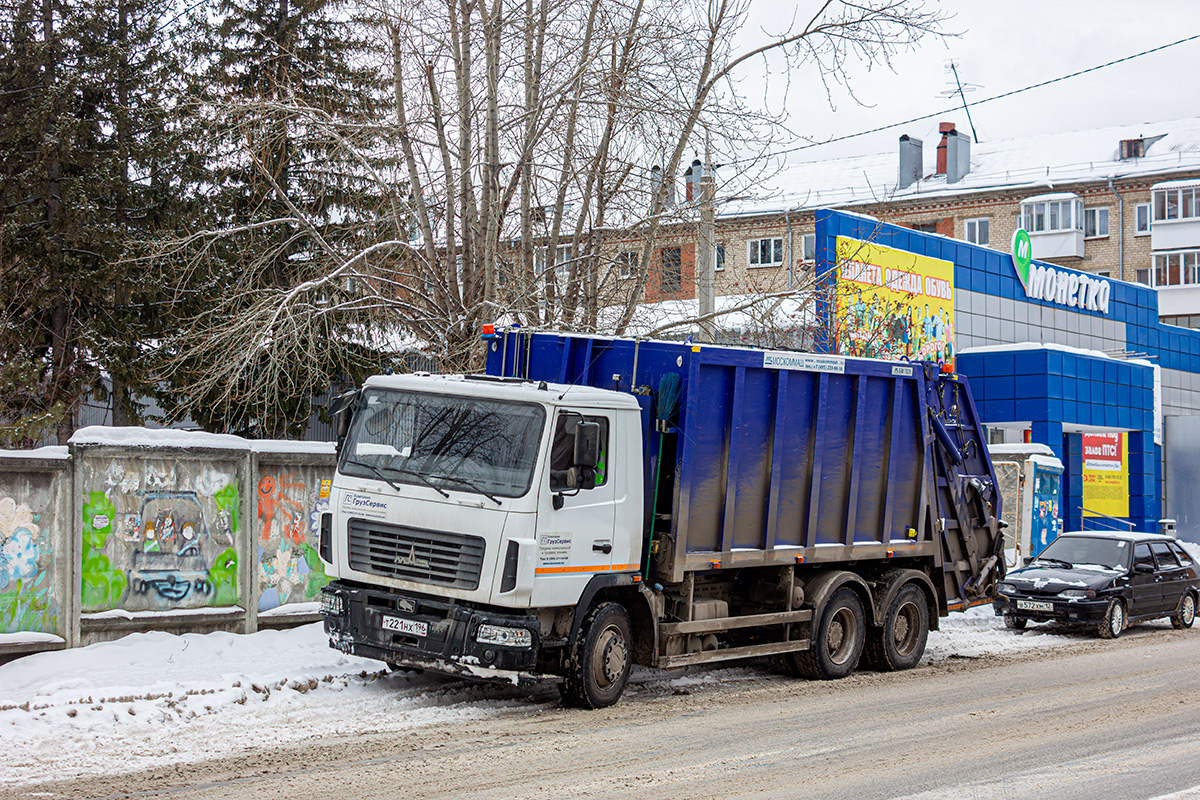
320, 581, 546, 683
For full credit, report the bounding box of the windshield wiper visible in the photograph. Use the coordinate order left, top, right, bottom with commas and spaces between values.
344, 459, 450, 499
431, 474, 503, 506
1033, 556, 1073, 569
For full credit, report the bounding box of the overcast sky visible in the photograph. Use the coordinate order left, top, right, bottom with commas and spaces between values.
734, 0, 1200, 164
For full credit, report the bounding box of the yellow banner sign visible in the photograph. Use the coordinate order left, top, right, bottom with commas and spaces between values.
1082, 432, 1128, 518
834, 237, 956, 362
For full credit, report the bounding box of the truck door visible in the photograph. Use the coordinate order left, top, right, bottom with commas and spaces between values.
534, 412, 620, 598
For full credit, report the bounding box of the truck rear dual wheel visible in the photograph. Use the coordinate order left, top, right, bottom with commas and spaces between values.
864, 584, 929, 671
561, 602, 632, 709
790, 588, 866, 680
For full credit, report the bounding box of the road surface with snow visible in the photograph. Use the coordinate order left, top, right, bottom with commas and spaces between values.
3, 608, 1200, 799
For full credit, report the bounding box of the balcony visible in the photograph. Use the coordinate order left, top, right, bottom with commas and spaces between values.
1020, 193, 1084, 259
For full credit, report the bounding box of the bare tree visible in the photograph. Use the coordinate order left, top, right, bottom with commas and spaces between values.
147, 0, 946, 431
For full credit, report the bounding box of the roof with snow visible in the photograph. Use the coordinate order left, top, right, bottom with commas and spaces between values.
721, 116, 1200, 218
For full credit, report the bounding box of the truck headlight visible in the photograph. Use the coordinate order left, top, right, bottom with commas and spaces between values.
320, 591, 345, 617
476, 624, 532, 648
1059, 589, 1095, 600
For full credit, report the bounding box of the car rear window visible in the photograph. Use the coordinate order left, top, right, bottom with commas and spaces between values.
1153, 542, 1181, 568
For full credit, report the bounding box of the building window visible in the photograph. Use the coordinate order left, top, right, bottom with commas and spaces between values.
615, 250, 639, 279
1095, 270, 1111, 278
964, 217, 990, 246
1153, 184, 1200, 222
1162, 315, 1200, 330
1135, 202, 1151, 235
661, 247, 681, 292
1135, 268, 1151, 286
1084, 207, 1109, 239
1021, 198, 1082, 233
549, 244, 572, 284
715, 244, 725, 271
748, 237, 783, 267
1151, 250, 1200, 287
801, 233, 816, 262
910, 222, 938, 233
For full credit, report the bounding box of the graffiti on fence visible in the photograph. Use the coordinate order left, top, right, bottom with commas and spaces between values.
256, 470, 331, 611
80, 459, 241, 612
0, 496, 60, 634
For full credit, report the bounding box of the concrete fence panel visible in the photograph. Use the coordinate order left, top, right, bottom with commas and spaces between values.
250, 442, 336, 629
70, 429, 253, 646
0, 447, 73, 656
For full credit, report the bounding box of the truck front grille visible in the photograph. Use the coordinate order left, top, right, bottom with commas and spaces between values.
347, 519, 485, 590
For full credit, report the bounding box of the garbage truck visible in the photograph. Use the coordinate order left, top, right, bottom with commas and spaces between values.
319, 331, 1005, 708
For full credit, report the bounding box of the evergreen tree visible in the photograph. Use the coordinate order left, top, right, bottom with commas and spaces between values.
0, 0, 187, 445
154, 0, 401, 437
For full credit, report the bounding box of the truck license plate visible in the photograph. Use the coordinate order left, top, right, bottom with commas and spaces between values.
1017, 600, 1053, 612
381, 616, 428, 637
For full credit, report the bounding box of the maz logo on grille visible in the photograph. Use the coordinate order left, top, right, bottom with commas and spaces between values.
394, 545, 430, 569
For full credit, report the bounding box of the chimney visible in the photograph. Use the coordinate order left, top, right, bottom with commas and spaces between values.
935, 122, 955, 175
684, 159, 703, 202
898, 135, 922, 190
946, 129, 971, 184
650, 165, 676, 211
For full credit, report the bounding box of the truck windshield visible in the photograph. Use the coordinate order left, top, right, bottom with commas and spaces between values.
340, 389, 546, 499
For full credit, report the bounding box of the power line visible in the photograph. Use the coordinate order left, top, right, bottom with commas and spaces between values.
736, 33, 1200, 164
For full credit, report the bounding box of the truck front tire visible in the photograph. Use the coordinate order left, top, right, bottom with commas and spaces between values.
792, 587, 865, 680
561, 601, 632, 709
864, 584, 929, 671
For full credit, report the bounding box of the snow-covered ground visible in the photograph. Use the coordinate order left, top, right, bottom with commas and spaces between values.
0, 606, 1094, 788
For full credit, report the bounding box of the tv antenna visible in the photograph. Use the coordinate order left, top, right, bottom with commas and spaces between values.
940, 60, 982, 143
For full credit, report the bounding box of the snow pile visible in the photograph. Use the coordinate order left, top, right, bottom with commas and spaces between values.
69, 426, 250, 451
923, 604, 1076, 662
0, 446, 69, 460
0, 625, 542, 787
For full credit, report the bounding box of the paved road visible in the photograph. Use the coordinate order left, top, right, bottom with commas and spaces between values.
10, 626, 1200, 800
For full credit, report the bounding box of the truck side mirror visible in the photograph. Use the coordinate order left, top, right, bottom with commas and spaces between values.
328, 389, 359, 444
574, 421, 601, 469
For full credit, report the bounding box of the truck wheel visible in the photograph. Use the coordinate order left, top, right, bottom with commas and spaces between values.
561, 602, 632, 709
1003, 613, 1027, 631
1098, 598, 1125, 639
864, 584, 929, 671
1171, 593, 1196, 629
792, 587, 865, 680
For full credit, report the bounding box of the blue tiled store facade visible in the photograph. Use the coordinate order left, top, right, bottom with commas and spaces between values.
814, 209, 1200, 534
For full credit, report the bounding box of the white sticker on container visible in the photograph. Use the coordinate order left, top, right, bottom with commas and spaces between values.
763, 351, 846, 374
892, 365, 914, 377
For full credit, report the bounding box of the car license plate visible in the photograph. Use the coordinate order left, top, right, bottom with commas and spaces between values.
381, 616, 428, 637
1017, 600, 1053, 612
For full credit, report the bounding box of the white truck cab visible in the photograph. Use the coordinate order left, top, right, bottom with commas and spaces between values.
321, 373, 646, 690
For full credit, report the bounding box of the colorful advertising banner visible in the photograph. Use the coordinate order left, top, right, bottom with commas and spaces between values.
834, 237, 956, 361
1082, 432, 1129, 518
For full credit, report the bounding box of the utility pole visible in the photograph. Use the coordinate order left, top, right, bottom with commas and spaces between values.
697, 162, 716, 343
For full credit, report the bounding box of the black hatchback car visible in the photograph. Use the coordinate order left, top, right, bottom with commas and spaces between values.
993, 532, 1200, 638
